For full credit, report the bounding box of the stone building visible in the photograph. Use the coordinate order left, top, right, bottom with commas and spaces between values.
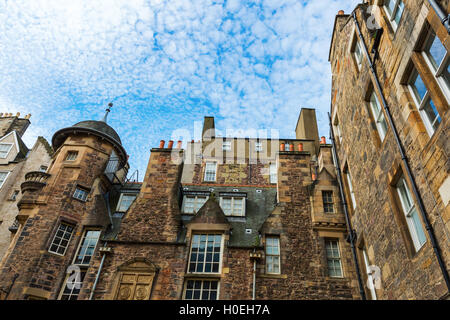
0, 107, 361, 300
329, 1, 449, 299
0, 113, 53, 262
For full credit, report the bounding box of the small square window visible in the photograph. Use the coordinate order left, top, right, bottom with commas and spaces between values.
73, 187, 89, 202
222, 141, 231, 151
39, 166, 48, 173
10, 190, 20, 201
255, 142, 263, 152
66, 151, 78, 161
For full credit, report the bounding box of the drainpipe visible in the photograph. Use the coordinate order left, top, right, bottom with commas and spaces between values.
89, 241, 107, 300
428, 0, 450, 34
328, 113, 367, 300
352, 11, 450, 292
252, 250, 256, 300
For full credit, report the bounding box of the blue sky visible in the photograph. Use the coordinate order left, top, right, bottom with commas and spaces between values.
0, 0, 359, 176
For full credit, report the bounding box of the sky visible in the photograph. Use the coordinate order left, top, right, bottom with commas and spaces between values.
0, 0, 360, 177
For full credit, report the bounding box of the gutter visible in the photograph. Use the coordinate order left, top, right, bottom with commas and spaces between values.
328, 113, 367, 300
428, 0, 450, 34
352, 10, 450, 293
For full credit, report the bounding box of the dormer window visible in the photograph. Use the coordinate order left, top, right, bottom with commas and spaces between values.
116, 194, 137, 212
219, 196, 245, 216
182, 195, 208, 214
0, 143, 13, 159
204, 162, 217, 182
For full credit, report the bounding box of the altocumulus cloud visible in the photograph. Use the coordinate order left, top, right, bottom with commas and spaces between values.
0, 0, 359, 175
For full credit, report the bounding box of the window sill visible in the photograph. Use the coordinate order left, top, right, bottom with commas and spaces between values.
184, 273, 222, 279
257, 274, 287, 279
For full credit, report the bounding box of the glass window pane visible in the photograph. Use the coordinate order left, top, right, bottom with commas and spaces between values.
423, 98, 441, 131
394, 1, 404, 24
427, 32, 447, 70
412, 72, 427, 102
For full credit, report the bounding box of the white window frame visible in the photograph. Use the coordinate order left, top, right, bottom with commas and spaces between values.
265, 236, 281, 275
73, 229, 101, 266
407, 67, 441, 136
0, 143, 13, 159
219, 196, 246, 216
269, 163, 277, 184
182, 195, 208, 214
396, 177, 427, 252
255, 141, 263, 152
352, 36, 364, 71
0, 171, 10, 189
39, 165, 48, 173
49, 223, 75, 256
362, 249, 377, 300
222, 141, 231, 151
58, 269, 87, 300
73, 187, 89, 202
333, 115, 342, 143
116, 193, 137, 212
204, 162, 217, 182
421, 27, 450, 103
187, 233, 223, 274
65, 151, 78, 161
183, 279, 220, 300
369, 92, 388, 141
345, 168, 357, 210
325, 239, 343, 278
383, 0, 405, 31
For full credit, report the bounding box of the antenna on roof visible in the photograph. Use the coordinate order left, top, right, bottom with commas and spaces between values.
101, 102, 113, 123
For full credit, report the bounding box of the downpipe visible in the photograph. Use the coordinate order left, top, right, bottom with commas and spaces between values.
352, 11, 450, 293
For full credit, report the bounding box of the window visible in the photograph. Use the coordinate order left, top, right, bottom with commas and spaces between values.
0, 143, 13, 158
422, 28, 450, 101
269, 163, 277, 184
255, 142, 263, 152
49, 223, 75, 255
66, 151, 78, 161
116, 194, 137, 212
10, 190, 19, 201
39, 166, 48, 173
0, 171, 10, 188
265, 236, 280, 274
105, 150, 119, 174
345, 168, 357, 210
325, 239, 343, 278
322, 191, 334, 213
353, 38, 364, 70
184, 279, 219, 300
183, 195, 208, 214
333, 115, 342, 143
73, 230, 101, 265
73, 187, 89, 202
396, 177, 427, 251
362, 249, 377, 300
204, 162, 217, 182
384, 0, 404, 30
188, 234, 222, 273
59, 270, 86, 300
408, 67, 441, 135
369, 92, 388, 141
222, 141, 231, 151
284, 143, 291, 151
219, 196, 245, 216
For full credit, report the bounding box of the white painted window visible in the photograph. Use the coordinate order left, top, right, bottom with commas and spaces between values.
222, 141, 231, 151
362, 249, 377, 300
182, 195, 208, 214
369, 92, 388, 141
116, 193, 137, 212
183, 280, 219, 300
0, 143, 13, 158
58, 270, 86, 300
265, 236, 280, 274
73, 187, 89, 202
384, 0, 404, 31
346, 169, 357, 210
49, 223, 75, 256
255, 142, 263, 152
396, 177, 427, 251
204, 162, 217, 182
66, 151, 78, 161
269, 163, 277, 184
219, 196, 245, 216
325, 239, 343, 278
188, 234, 223, 273
422, 28, 450, 102
408, 67, 441, 136
0, 171, 10, 188
353, 38, 364, 70
73, 230, 101, 265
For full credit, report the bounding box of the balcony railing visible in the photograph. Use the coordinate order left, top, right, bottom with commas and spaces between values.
20, 171, 51, 193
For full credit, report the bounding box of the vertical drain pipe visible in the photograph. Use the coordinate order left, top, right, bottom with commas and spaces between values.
89, 241, 107, 300
252, 259, 256, 300
352, 10, 450, 292
328, 113, 367, 300
428, 0, 450, 34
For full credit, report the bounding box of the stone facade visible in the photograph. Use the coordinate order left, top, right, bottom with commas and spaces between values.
0, 113, 52, 262
329, 1, 449, 299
